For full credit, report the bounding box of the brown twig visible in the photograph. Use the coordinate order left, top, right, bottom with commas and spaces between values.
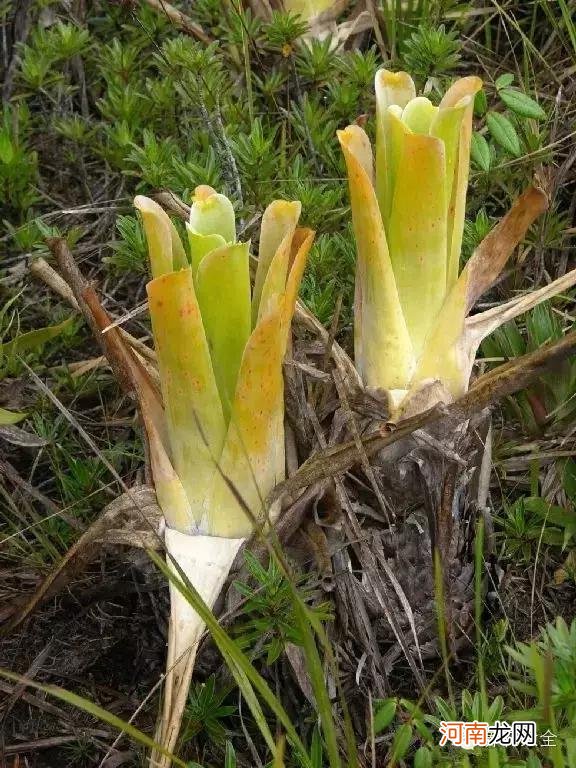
141, 0, 211, 43
0, 458, 84, 532
31, 255, 156, 363
2, 0, 34, 101
2, 734, 112, 756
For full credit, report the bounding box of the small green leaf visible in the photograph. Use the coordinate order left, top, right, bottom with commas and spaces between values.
414, 746, 433, 768
0, 407, 26, 425
310, 727, 323, 768
390, 723, 413, 762
0, 317, 74, 359
224, 741, 236, 768
195, 242, 251, 420
470, 132, 491, 171
499, 88, 546, 120
189, 189, 236, 244
486, 112, 522, 156
373, 698, 397, 734
474, 89, 488, 116
0, 133, 15, 164
495, 73, 515, 90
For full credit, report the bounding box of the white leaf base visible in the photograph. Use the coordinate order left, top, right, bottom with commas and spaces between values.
149, 528, 244, 768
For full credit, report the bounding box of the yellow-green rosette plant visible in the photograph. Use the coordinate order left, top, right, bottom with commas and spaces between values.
134, 186, 313, 767
339, 69, 576, 418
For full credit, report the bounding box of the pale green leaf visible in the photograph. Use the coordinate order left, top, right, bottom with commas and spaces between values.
252, 200, 301, 326
338, 124, 414, 390
189, 187, 235, 244
401, 96, 438, 134
195, 242, 251, 420
436, 76, 483, 289
207, 294, 285, 538
134, 196, 174, 278
373, 699, 397, 734
471, 132, 491, 171
0, 407, 26, 424
387, 132, 448, 355
375, 68, 415, 228
186, 228, 226, 280
495, 73, 515, 89
487, 112, 522, 156
499, 88, 546, 120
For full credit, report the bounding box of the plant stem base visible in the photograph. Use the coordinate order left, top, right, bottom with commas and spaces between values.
149, 528, 244, 768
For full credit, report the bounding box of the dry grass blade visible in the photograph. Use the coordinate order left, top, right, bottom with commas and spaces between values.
32, 254, 156, 363
0, 641, 53, 722
0, 487, 159, 636
0, 457, 84, 532
43, 240, 167, 449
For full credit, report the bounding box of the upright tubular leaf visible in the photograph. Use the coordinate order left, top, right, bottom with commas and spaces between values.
189, 186, 236, 244
134, 196, 174, 278
375, 69, 416, 111
375, 69, 416, 227
377, 106, 406, 233
143, 411, 193, 532
282, 229, 315, 345
195, 242, 251, 421
256, 231, 292, 325
409, 277, 470, 396
187, 230, 226, 280
402, 97, 438, 134
413, 185, 549, 396
438, 76, 483, 288
338, 125, 414, 390
207, 295, 286, 538
147, 268, 226, 527
210, 228, 314, 538
252, 200, 301, 324
430, 97, 468, 287
387, 133, 448, 356
169, 219, 188, 271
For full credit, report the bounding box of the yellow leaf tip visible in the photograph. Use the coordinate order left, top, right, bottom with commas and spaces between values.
268, 199, 302, 218
531, 184, 550, 212
376, 69, 412, 87
337, 124, 366, 148
193, 185, 217, 202
134, 194, 162, 214
440, 75, 483, 108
